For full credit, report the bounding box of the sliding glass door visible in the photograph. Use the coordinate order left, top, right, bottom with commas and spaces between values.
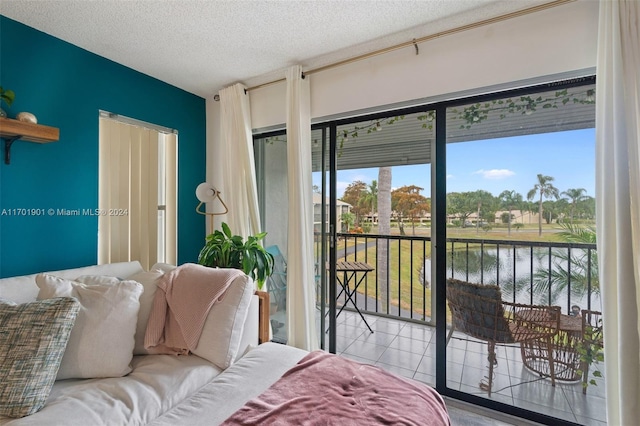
441, 79, 602, 425
254, 75, 601, 426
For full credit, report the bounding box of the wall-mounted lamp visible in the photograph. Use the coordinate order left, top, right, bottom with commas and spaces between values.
195, 182, 229, 231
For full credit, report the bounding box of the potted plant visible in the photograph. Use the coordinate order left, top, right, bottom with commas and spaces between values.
0, 86, 15, 118
197, 222, 274, 290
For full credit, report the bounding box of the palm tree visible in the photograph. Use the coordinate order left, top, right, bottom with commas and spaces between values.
377, 168, 391, 313
527, 174, 559, 236
562, 188, 587, 224
532, 222, 599, 305
499, 190, 523, 236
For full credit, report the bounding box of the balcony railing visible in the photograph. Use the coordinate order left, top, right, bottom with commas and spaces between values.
318, 233, 599, 323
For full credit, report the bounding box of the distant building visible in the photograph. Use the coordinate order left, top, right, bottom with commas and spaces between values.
313, 194, 351, 232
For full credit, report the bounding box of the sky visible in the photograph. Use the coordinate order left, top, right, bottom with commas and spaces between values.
313, 128, 596, 200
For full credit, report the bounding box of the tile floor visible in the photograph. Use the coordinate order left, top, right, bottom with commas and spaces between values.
326, 310, 607, 426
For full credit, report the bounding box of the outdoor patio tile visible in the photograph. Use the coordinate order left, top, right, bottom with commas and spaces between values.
338, 311, 377, 328
446, 335, 469, 350
398, 324, 434, 342
511, 380, 572, 413
374, 361, 416, 380
332, 334, 357, 353
446, 363, 463, 383
562, 377, 607, 399
334, 323, 366, 340
334, 314, 607, 424
562, 388, 607, 423
369, 318, 405, 334
356, 329, 397, 346
423, 343, 436, 358
377, 347, 424, 371
412, 371, 435, 387
342, 340, 387, 362
463, 348, 493, 367
446, 347, 467, 365
458, 383, 514, 406
387, 335, 430, 355
415, 355, 435, 376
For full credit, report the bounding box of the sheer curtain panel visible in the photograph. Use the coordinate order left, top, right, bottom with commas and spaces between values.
218, 83, 261, 238
595, 1, 640, 424
285, 65, 319, 351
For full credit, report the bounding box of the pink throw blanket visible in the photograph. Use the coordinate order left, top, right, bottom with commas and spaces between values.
223, 350, 451, 425
144, 263, 244, 355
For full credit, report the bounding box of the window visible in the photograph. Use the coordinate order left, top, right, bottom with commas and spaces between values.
98, 113, 177, 269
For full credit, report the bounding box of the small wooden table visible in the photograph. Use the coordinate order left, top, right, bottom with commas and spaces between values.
334, 261, 375, 333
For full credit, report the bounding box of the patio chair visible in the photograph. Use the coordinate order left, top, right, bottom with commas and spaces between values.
446, 279, 560, 396
265, 245, 287, 312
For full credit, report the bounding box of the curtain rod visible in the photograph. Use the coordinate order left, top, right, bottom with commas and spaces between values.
244, 0, 575, 93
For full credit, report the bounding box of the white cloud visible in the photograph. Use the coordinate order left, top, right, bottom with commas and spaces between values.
473, 169, 515, 179
446, 174, 454, 180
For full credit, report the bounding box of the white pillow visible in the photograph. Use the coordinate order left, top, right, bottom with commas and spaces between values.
192, 273, 255, 370
126, 269, 169, 354
35, 273, 143, 380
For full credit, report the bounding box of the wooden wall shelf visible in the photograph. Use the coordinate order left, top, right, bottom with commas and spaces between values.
0, 117, 59, 164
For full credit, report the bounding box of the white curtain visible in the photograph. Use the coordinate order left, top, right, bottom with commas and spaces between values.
218, 83, 261, 238
595, 1, 640, 425
285, 65, 319, 351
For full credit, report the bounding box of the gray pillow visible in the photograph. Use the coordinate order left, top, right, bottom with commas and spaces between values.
0, 297, 80, 418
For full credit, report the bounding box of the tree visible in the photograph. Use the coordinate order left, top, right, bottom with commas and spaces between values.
542, 200, 563, 224
446, 192, 477, 225
361, 180, 378, 224
562, 188, 587, 224
340, 212, 354, 232
532, 222, 599, 304
391, 185, 430, 235
471, 190, 497, 234
527, 174, 560, 236
499, 190, 523, 236
377, 167, 392, 313
340, 180, 368, 226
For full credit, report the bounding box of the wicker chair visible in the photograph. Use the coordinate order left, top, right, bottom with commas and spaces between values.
446, 279, 561, 395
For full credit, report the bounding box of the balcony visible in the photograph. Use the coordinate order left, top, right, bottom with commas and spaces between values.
315, 232, 605, 425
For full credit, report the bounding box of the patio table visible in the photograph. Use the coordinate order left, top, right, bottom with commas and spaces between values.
333, 261, 375, 333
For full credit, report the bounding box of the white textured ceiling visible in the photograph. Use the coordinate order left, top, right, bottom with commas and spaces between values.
1, 0, 549, 98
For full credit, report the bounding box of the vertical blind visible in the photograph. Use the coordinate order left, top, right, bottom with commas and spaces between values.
98, 117, 177, 270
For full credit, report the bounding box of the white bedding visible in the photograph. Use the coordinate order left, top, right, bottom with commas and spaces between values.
1, 343, 305, 426
1, 355, 222, 426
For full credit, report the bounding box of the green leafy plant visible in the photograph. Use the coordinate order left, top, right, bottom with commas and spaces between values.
576, 315, 604, 392
197, 222, 274, 290
0, 86, 15, 115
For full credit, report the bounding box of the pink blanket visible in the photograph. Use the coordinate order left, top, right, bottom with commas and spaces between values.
223, 350, 451, 425
144, 263, 244, 355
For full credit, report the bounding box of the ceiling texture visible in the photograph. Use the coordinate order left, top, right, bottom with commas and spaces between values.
1, 0, 552, 98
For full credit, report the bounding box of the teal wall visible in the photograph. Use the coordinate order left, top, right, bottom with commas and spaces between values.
0, 16, 205, 278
